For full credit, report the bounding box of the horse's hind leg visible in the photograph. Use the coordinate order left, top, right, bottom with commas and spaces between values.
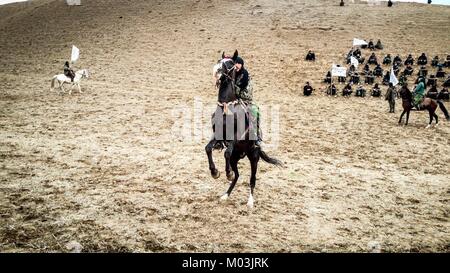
426, 110, 433, 128
224, 141, 235, 181
68, 84, 74, 95
247, 149, 260, 208
205, 139, 220, 179
220, 155, 239, 201
59, 83, 65, 95
405, 111, 410, 125
434, 113, 438, 126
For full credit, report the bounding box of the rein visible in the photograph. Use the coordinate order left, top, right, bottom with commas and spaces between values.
218, 100, 239, 115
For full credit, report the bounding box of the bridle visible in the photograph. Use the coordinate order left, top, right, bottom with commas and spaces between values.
217, 58, 236, 82
216, 58, 238, 114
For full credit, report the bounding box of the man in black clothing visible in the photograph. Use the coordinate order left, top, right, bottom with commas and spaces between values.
382, 71, 391, 85
365, 71, 375, 85
363, 64, 370, 75
324, 71, 332, 84
327, 84, 337, 96
342, 83, 352, 96
403, 65, 414, 76
427, 75, 437, 87
375, 39, 383, 50
436, 66, 446, 78
418, 66, 428, 78
63, 61, 75, 82
383, 54, 392, 65
368, 40, 375, 50
303, 82, 313, 96
445, 55, 450, 68
438, 87, 449, 100
372, 83, 381, 97
431, 56, 439, 67
374, 64, 383, 77
444, 76, 450, 87
368, 53, 378, 65
393, 55, 402, 66
393, 62, 400, 76
355, 84, 366, 97
351, 72, 360, 85
426, 84, 438, 99
417, 53, 428, 65
305, 50, 316, 61
404, 54, 414, 66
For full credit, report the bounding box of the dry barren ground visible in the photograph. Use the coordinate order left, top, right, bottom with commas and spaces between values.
0, 0, 449, 252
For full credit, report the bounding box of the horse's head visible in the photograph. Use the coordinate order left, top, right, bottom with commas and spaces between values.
214, 50, 238, 84
82, 69, 89, 78
75, 69, 89, 79
214, 50, 238, 103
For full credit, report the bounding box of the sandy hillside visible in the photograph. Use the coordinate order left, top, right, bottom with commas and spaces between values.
0, 0, 449, 252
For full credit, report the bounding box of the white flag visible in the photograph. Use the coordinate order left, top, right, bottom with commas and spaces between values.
350, 56, 359, 68
331, 64, 347, 77
390, 67, 398, 86
353, 38, 368, 47
71, 45, 80, 63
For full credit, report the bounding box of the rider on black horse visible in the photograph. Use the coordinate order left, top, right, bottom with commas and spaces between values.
64, 61, 75, 82
233, 56, 262, 147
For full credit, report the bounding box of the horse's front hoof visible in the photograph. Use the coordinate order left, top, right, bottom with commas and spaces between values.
220, 194, 229, 201
247, 195, 254, 208
211, 169, 220, 179
425, 125, 431, 129
226, 172, 235, 181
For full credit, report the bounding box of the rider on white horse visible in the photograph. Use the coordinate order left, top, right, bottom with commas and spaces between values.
51, 68, 89, 94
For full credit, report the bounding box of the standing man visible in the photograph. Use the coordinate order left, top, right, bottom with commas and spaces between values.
385, 83, 397, 113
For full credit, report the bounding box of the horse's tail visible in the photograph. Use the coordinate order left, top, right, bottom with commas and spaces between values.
259, 149, 283, 167
51, 76, 57, 89
437, 100, 450, 120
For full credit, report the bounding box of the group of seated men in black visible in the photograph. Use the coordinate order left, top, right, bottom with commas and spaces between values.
322, 50, 449, 99
361, 39, 383, 51
426, 85, 449, 100
325, 82, 383, 98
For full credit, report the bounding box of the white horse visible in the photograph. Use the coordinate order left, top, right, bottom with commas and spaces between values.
50, 69, 89, 95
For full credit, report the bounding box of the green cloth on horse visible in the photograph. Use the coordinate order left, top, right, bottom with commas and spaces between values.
236, 79, 261, 142
413, 81, 425, 106
245, 103, 260, 141
235, 78, 253, 102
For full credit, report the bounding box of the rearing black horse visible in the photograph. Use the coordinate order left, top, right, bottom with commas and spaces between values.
205, 50, 282, 208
